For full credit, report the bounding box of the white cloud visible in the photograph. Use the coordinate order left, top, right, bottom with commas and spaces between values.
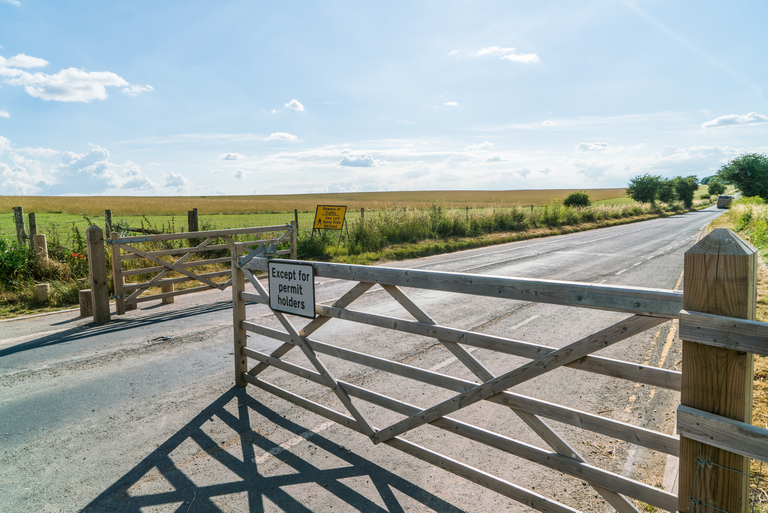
471, 46, 539, 63
264, 132, 298, 141
219, 152, 245, 160
285, 99, 304, 111
475, 46, 516, 56
485, 156, 505, 162
0, 67, 129, 102
0, 54, 46, 67
448, 50, 459, 56
233, 169, 246, 179
212, 169, 224, 174
501, 53, 540, 63
16, 147, 58, 157
1, 0, 21, 6
465, 141, 494, 151
445, 101, 459, 106
339, 155, 375, 167
542, 120, 556, 126
702, 112, 768, 129
122, 84, 153, 96
575, 142, 609, 152
0, 145, 156, 195
0, 110, 8, 118
163, 170, 190, 191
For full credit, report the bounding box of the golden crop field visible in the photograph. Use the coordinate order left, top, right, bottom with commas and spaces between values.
1, 188, 628, 216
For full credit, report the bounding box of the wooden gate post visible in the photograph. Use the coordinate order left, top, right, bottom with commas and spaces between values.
290, 220, 298, 260
86, 225, 111, 323
28, 213, 37, 250
13, 206, 25, 246
232, 242, 247, 386
678, 228, 757, 512
109, 232, 126, 315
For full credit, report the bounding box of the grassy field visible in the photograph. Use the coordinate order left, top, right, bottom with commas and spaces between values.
0, 188, 629, 216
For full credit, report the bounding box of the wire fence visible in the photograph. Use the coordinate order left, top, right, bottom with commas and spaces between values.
688, 443, 767, 513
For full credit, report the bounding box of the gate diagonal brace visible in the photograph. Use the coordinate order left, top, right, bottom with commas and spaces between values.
245, 281, 375, 379
122, 240, 227, 291
122, 236, 218, 304
242, 266, 377, 438
380, 284, 640, 513
373, 314, 666, 445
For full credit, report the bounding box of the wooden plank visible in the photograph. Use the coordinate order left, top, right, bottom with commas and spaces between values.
677, 405, 768, 464
243, 373, 579, 513
240, 291, 269, 304
86, 225, 110, 324
240, 322, 679, 456
112, 224, 291, 244
243, 268, 377, 438
118, 239, 269, 260
233, 243, 247, 387
123, 270, 230, 291
374, 315, 666, 444
110, 231, 126, 315
242, 258, 682, 318
679, 309, 768, 357
132, 284, 218, 303
315, 303, 680, 391
300, 282, 375, 337
679, 229, 757, 513
121, 244, 227, 290
121, 256, 232, 276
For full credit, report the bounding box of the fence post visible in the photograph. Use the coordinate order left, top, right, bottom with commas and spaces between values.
361, 207, 364, 222
290, 220, 298, 260
28, 213, 37, 250
678, 228, 756, 513
188, 208, 199, 247
110, 231, 126, 315
13, 206, 25, 246
294, 209, 299, 231
33, 234, 48, 265
86, 225, 111, 323
232, 242, 247, 386
104, 209, 112, 235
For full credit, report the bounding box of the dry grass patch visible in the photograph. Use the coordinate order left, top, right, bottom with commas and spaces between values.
0, 189, 629, 216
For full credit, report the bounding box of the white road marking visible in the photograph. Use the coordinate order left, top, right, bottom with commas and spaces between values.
632, 262, 642, 267
428, 346, 480, 373
253, 420, 336, 465
615, 269, 628, 275
598, 279, 607, 284
509, 314, 541, 330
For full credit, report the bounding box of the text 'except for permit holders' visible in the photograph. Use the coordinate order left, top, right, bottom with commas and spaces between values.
267, 261, 316, 319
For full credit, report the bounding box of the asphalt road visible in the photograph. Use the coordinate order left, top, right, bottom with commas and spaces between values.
0, 207, 724, 513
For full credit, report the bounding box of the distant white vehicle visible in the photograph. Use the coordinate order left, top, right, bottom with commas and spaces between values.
717, 195, 734, 209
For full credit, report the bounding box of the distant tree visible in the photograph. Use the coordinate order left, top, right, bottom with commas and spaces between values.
626, 174, 661, 204
717, 153, 768, 200
700, 175, 718, 185
563, 191, 591, 207
707, 179, 726, 196
674, 175, 699, 208
657, 179, 677, 204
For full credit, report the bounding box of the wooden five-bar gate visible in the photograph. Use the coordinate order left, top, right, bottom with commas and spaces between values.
105, 222, 296, 316
230, 227, 766, 512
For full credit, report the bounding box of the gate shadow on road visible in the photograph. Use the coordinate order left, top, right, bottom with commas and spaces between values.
82, 387, 466, 512
0, 301, 235, 358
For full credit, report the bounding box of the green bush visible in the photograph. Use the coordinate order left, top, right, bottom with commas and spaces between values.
718, 153, 768, 200
707, 180, 726, 196
563, 191, 591, 207
627, 174, 661, 204
0, 237, 34, 288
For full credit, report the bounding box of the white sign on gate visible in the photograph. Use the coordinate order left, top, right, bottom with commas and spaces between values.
268, 261, 316, 319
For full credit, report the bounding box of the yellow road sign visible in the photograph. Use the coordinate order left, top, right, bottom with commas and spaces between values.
312, 205, 347, 230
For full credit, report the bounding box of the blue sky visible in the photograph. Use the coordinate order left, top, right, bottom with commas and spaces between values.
0, 0, 766, 196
